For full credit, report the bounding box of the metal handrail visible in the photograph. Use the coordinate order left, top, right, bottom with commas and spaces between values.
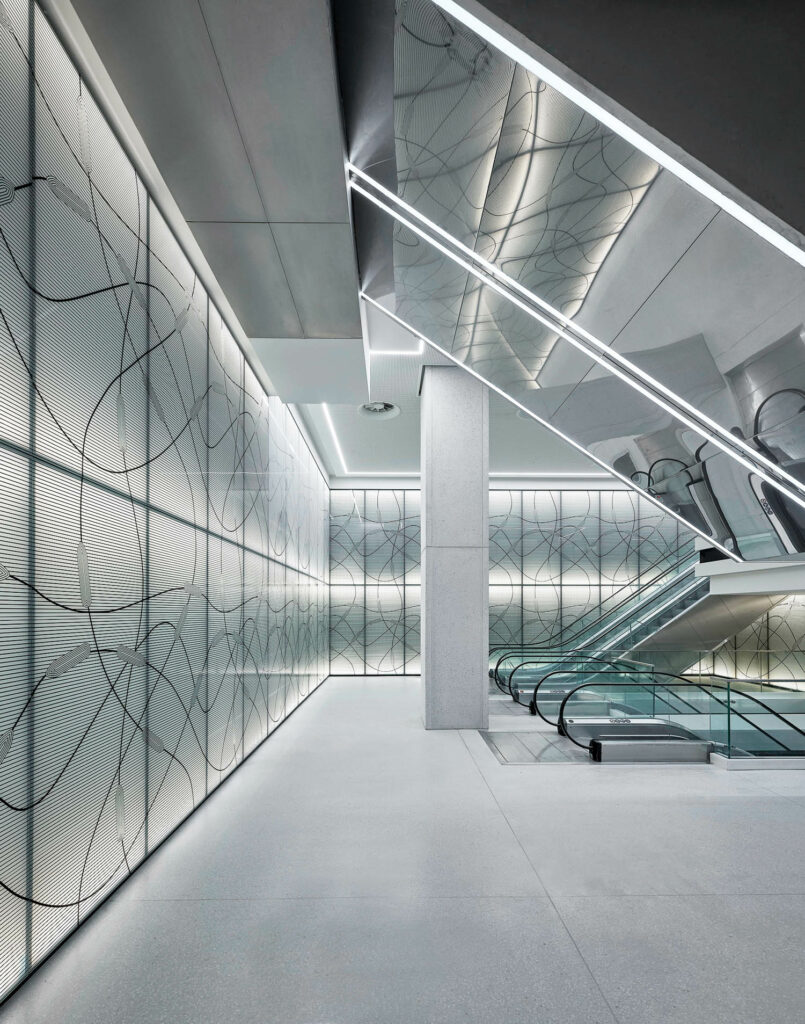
492, 567, 697, 688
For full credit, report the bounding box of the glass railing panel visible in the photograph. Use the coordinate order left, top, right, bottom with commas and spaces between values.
727, 683, 805, 756
534, 668, 654, 724
490, 543, 697, 663
554, 675, 805, 757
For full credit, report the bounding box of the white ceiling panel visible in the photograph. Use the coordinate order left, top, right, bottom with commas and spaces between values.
70, 0, 361, 347
71, 0, 264, 222
365, 297, 421, 353
199, 0, 350, 224
300, 387, 605, 478
189, 221, 302, 337
272, 223, 361, 337
251, 338, 368, 403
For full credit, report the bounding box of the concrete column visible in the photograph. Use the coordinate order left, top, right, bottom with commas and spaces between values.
420, 366, 488, 729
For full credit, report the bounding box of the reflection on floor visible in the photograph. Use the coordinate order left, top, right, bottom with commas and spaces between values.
481, 728, 589, 764
3, 676, 805, 1024
486, 694, 530, 715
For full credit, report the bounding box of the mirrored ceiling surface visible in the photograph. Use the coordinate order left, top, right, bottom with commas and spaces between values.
352, 0, 805, 560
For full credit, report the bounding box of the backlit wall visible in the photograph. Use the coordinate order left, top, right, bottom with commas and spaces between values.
0, 2, 328, 1001
693, 596, 805, 681
329, 488, 683, 673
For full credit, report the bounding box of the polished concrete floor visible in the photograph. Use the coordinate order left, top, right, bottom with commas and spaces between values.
4, 675, 805, 1024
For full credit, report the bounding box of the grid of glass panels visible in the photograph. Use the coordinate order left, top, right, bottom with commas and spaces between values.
690, 595, 805, 681
330, 490, 420, 674
330, 488, 682, 672
493, 490, 680, 646
0, 3, 329, 1002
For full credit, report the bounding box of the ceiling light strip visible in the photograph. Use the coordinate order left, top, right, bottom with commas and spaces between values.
350, 179, 805, 515
322, 403, 349, 475
429, 0, 805, 269
349, 167, 805, 502
360, 291, 741, 562
489, 472, 610, 478
370, 348, 425, 356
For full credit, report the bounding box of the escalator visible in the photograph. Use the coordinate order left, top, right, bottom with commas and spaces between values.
344, 0, 805, 569
528, 668, 805, 761
490, 543, 703, 702
490, 544, 788, 711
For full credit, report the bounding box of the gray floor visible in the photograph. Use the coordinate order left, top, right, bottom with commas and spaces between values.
4, 676, 805, 1024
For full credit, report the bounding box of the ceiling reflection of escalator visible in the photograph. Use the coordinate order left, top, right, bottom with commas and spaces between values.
341, 0, 805, 560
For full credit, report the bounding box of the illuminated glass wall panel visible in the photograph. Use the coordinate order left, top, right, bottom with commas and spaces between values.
330, 490, 420, 674
0, 2, 328, 1002
331, 488, 681, 672
690, 596, 805, 682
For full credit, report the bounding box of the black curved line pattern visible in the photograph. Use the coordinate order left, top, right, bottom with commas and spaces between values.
330, 488, 684, 671
332, 487, 805, 679
488, 489, 682, 647
330, 490, 420, 674
689, 594, 805, 682
0, 3, 328, 1000
392, 0, 659, 392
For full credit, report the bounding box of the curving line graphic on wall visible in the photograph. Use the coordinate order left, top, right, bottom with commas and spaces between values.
392, 0, 659, 388
330, 490, 421, 675
0, 1, 328, 1000
488, 489, 685, 646
329, 488, 686, 672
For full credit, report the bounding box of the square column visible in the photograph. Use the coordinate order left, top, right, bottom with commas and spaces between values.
420, 366, 489, 729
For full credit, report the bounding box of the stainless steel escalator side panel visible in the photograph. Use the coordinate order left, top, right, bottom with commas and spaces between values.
635, 591, 787, 652
590, 738, 712, 762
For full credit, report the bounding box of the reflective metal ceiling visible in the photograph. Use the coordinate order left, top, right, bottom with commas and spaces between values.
394, 0, 658, 384
348, 0, 805, 560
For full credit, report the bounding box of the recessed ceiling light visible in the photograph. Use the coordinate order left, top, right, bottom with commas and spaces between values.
358, 402, 400, 420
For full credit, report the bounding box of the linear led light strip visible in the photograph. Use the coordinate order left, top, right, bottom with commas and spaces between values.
322, 404, 419, 477
490, 472, 609, 478
349, 177, 805, 516
361, 292, 741, 562
429, 0, 805, 270
372, 346, 424, 355
349, 169, 805, 508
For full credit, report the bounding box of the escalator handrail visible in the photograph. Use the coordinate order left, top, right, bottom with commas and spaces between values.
490, 549, 697, 676
583, 569, 705, 650
493, 553, 696, 657
506, 656, 649, 703
491, 563, 696, 687
559, 680, 790, 756
556, 672, 805, 754
526, 666, 699, 726
498, 653, 644, 701
488, 541, 696, 658
494, 646, 653, 693
597, 575, 709, 652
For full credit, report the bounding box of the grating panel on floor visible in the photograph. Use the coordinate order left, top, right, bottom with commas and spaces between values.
480, 730, 590, 764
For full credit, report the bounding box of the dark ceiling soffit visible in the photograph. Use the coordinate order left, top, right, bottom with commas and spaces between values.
330, 0, 396, 298
478, 0, 805, 237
